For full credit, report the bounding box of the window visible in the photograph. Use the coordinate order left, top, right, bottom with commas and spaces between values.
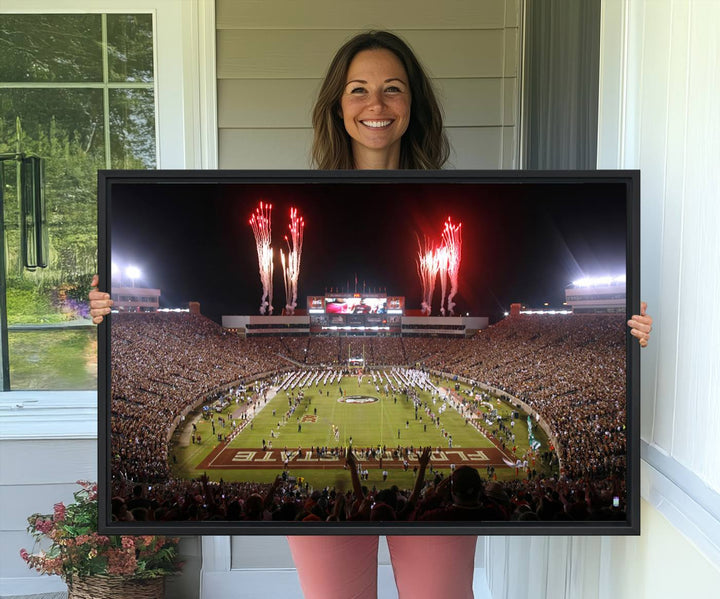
0, 13, 156, 390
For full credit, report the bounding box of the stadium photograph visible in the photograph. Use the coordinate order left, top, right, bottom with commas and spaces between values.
104, 174, 631, 526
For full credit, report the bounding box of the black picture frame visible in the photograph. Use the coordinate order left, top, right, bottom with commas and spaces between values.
98, 169, 640, 536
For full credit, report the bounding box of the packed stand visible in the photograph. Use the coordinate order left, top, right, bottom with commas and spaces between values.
111, 454, 626, 524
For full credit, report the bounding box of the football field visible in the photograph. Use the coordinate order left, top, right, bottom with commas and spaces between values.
234, 377, 490, 449
172, 372, 554, 488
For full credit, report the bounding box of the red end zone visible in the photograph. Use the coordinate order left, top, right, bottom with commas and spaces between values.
197, 445, 516, 470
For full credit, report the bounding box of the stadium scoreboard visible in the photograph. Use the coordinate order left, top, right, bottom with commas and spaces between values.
307, 293, 404, 333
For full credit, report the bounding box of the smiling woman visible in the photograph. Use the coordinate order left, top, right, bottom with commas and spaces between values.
311, 30, 449, 170
340, 49, 412, 169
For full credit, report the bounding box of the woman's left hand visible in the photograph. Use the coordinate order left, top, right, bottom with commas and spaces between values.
627, 301, 653, 348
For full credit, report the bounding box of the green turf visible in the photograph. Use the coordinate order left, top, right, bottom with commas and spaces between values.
231, 378, 491, 450
169, 373, 557, 489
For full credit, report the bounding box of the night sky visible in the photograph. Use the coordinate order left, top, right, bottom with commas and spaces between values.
107, 177, 628, 324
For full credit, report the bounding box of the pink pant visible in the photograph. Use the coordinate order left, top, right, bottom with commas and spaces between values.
287, 535, 477, 599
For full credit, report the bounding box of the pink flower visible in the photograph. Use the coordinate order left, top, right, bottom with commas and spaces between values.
107, 548, 137, 576
53, 502, 66, 522
121, 536, 135, 550
22, 482, 181, 580
34, 518, 54, 535
43, 557, 64, 576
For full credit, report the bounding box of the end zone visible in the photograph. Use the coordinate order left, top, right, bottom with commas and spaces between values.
197, 445, 517, 470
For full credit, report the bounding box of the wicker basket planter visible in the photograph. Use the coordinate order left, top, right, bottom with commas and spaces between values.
67, 575, 165, 599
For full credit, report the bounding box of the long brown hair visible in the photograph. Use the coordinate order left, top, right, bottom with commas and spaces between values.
311, 31, 449, 170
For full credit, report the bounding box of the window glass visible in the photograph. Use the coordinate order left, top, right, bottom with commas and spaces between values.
0, 14, 103, 82
110, 88, 156, 169
8, 329, 97, 390
107, 14, 154, 83
0, 13, 155, 390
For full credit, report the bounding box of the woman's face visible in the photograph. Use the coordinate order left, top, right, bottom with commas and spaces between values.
340, 49, 411, 167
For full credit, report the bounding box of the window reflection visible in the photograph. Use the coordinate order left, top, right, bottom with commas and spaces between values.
0, 15, 103, 82
0, 13, 156, 390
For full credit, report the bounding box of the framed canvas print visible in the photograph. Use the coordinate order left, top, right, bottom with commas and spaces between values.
97, 170, 640, 535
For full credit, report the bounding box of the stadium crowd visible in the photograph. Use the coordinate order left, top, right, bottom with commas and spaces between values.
111, 455, 626, 524
110, 312, 626, 487
111, 313, 288, 481
405, 316, 626, 480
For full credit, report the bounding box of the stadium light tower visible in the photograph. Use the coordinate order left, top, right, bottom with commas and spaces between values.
125, 265, 141, 287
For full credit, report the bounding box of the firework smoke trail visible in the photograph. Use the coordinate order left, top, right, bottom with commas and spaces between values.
249, 201, 274, 314
280, 251, 289, 315
435, 245, 449, 316
281, 207, 304, 315
416, 236, 439, 315
442, 217, 463, 315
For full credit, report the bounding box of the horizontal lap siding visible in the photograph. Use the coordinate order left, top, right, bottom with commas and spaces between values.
216, 0, 521, 170
219, 128, 313, 169
0, 438, 97, 579
217, 29, 511, 79
216, 0, 516, 30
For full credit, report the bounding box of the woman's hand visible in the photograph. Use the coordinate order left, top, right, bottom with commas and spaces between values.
89, 274, 113, 324
627, 301, 653, 348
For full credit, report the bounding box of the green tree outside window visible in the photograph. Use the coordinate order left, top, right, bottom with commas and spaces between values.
0, 13, 155, 390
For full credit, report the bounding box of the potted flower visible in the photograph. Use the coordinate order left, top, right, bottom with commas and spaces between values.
20, 481, 182, 599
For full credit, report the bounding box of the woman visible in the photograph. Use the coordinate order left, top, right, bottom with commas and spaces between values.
90, 30, 653, 598
310, 30, 447, 170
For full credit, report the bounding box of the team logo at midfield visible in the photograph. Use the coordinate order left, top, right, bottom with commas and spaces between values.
339, 395, 379, 404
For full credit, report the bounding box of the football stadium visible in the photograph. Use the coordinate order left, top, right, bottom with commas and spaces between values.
108, 186, 628, 523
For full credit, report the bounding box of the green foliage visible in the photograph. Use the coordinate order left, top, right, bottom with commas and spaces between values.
1, 13, 155, 337
5, 284, 63, 324
1, 111, 99, 324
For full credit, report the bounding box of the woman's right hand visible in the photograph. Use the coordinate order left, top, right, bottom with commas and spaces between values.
89, 274, 113, 324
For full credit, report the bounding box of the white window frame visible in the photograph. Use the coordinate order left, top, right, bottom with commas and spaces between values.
0, 1, 217, 420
